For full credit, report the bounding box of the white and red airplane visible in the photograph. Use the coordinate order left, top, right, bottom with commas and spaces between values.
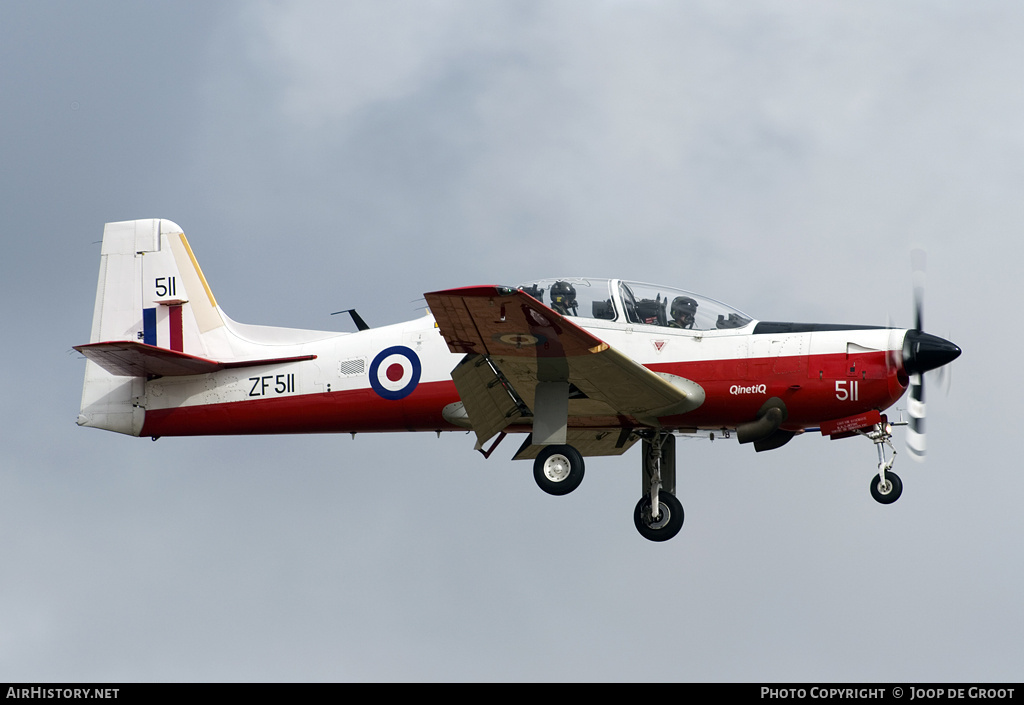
75, 219, 961, 541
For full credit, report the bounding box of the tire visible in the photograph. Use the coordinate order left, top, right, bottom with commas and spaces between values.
533, 445, 585, 496
633, 491, 684, 542
870, 471, 903, 504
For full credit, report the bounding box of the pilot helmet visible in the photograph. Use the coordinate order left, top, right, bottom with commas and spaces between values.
671, 296, 698, 323
550, 281, 577, 311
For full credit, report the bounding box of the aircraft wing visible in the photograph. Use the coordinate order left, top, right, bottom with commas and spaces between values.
424, 286, 705, 446
74, 340, 315, 377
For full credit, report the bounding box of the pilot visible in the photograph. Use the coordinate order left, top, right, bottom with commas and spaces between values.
669, 296, 698, 329
550, 280, 578, 316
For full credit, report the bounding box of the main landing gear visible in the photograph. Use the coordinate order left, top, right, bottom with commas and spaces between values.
635, 431, 683, 542
860, 417, 904, 505
530, 430, 685, 542
533, 445, 585, 496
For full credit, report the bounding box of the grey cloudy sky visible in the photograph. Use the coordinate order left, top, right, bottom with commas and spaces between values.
2, 1, 1021, 682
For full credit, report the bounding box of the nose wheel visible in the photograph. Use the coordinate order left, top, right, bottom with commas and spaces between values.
859, 416, 905, 505
870, 471, 903, 504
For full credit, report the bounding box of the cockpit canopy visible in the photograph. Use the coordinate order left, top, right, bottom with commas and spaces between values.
516, 278, 752, 332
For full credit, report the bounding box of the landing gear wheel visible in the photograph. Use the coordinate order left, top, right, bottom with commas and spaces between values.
633, 492, 684, 542
870, 471, 903, 504
533, 445, 585, 496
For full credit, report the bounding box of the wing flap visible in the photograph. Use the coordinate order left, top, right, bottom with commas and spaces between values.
450, 354, 528, 449
75, 341, 315, 377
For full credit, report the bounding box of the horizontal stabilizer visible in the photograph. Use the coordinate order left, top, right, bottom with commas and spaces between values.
74, 341, 315, 377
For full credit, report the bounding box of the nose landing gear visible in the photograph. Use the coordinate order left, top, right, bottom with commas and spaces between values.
859, 416, 904, 505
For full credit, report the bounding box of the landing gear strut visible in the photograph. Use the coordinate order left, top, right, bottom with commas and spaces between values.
859, 417, 903, 505
634, 431, 684, 541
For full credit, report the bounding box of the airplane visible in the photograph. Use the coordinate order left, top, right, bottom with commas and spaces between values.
75, 219, 961, 541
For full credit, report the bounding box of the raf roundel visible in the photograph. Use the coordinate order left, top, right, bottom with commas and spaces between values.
369, 345, 422, 400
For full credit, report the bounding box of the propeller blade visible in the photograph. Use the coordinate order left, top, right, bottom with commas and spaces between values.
907, 248, 927, 460
937, 327, 954, 396
911, 248, 926, 332
902, 248, 960, 461
936, 362, 952, 396
906, 372, 926, 461
885, 313, 895, 377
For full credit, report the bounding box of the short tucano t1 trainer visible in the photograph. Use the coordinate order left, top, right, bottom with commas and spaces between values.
76, 219, 961, 541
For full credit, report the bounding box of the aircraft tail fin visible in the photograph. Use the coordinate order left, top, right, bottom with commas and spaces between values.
77, 218, 228, 435
85, 219, 226, 350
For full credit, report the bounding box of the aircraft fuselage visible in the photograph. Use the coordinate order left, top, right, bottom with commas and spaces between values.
135, 313, 908, 438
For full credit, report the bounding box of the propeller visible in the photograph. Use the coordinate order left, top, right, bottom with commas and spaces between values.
901, 249, 961, 461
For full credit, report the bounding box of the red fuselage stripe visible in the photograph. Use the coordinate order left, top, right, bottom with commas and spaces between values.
141, 381, 463, 436
139, 350, 907, 437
